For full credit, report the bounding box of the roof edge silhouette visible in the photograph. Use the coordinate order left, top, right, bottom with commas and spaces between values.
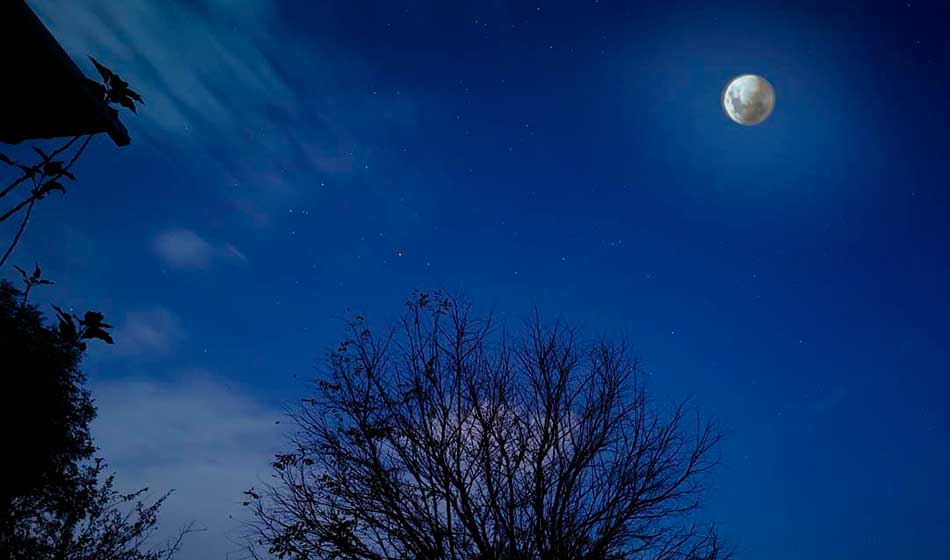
0, 0, 130, 147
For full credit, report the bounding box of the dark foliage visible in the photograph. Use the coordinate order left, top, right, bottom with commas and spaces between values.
0, 280, 95, 514
247, 293, 728, 560
0, 47, 177, 558
0, 280, 186, 560
89, 58, 144, 114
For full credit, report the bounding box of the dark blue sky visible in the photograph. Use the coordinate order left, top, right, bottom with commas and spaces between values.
10, 0, 950, 558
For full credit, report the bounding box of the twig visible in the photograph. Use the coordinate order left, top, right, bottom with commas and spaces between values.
64, 134, 93, 169
49, 134, 82, 161
0, 198, 36, 267
0, 196, 34, 222
0, 173, 33, 200
0, 135, 79, 200
0, 135, 93, 266
162, 522, 204, 560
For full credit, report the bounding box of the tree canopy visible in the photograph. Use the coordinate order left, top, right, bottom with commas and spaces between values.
248, 293, 727, 560
0, 279, 184, 560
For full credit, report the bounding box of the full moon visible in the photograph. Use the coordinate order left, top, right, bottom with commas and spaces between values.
722, 74, 775, 125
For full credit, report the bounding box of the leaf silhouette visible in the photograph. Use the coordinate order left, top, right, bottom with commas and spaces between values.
89, 57, 114, 81
36, 180, 66, 198
51, 304, 77, 341
82, 327, 114, 345
81, 311, 106, 327
126, 88, 144, 103
108, 75, 129, 90
32, 146, 50, 161
117, 97, 136, 113
43, 160, 75, 180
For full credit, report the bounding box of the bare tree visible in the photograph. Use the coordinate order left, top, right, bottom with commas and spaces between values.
247, 293, 728, 560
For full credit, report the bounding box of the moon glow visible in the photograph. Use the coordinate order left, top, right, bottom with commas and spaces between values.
722, 74, 775, 125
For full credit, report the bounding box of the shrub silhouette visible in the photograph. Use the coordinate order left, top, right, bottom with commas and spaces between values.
0, 279, 188, 560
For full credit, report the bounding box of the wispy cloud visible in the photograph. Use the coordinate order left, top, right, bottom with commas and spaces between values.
31, 0, 416, 222
152, 228, 246, 270
91, 373, 283, 560
107, 307, 185, 358
32, 0, 301, 141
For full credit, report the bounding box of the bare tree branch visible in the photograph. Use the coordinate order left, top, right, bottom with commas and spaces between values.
0, 135, 93, 267
247, 293, 729, 560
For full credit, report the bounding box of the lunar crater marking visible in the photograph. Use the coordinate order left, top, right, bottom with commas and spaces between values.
722, 74, 775, 125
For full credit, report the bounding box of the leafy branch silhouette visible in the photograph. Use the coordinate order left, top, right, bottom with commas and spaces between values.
0, 60, 142, 268
12, 262, 113, 351
13, 263, 53, 306
89, 57, 144, 113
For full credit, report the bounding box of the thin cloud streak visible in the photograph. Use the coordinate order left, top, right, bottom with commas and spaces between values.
152, 228, 246, 270
107, 307, 185, 358
31, 0, 417, 222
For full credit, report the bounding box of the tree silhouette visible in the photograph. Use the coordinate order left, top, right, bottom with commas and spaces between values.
0, 24, 178, 555
0, 276, 96, 514
0, 278, 187, 560
247, 293, 728, 560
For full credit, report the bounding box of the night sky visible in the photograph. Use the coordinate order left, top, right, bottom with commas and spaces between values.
9, 0, 950, 558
